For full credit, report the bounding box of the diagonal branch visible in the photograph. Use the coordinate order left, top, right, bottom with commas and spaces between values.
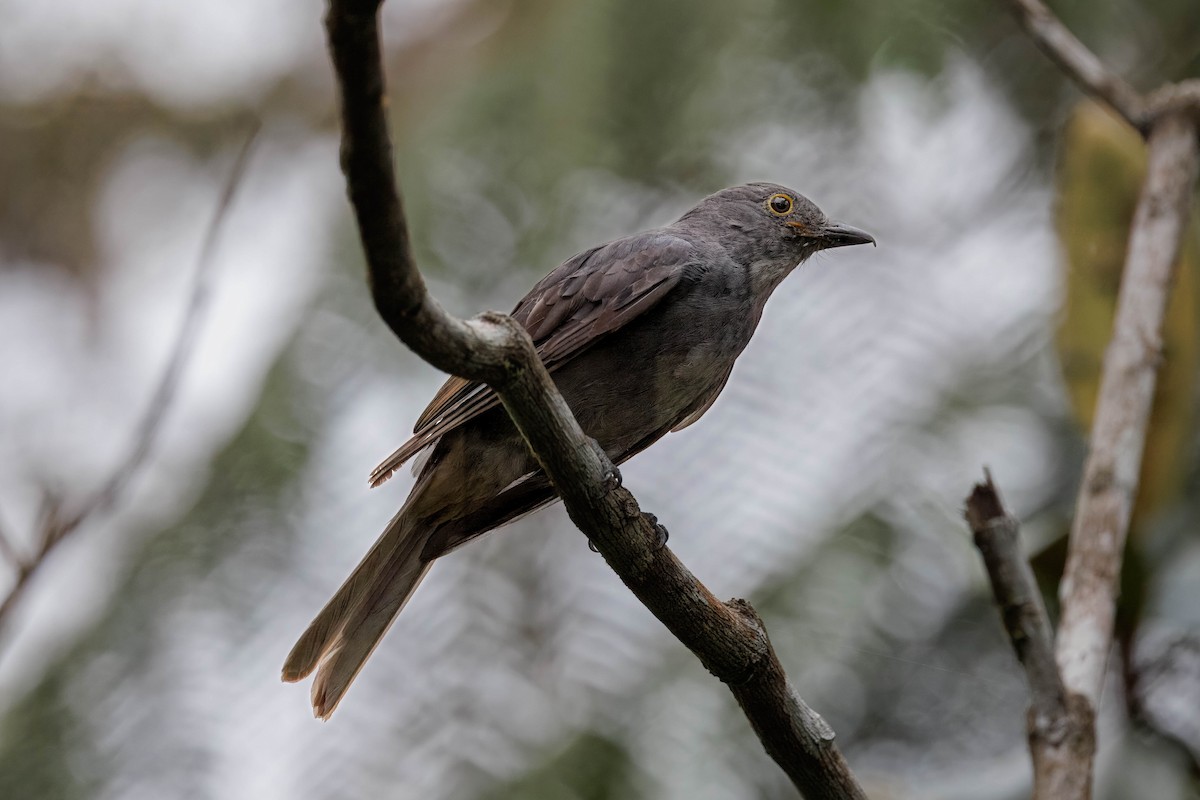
0, 125, 260, 651
324, 1, 867, 797
0, 516, 21, 567
66, 124, 262, 534
1002, 0, 1147, 130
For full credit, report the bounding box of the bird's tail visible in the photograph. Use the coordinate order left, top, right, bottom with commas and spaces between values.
281, 506, 433, 719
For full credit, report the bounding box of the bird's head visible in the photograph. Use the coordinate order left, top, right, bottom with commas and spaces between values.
675, 182, 874, 295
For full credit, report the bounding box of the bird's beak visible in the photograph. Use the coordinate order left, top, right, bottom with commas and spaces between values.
819, 221, 875, 249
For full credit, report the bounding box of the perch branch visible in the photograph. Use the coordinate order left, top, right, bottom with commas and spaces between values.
324, 1, 867, 797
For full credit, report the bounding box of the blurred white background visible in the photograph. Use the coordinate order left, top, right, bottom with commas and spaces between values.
2, 1, 1198, 798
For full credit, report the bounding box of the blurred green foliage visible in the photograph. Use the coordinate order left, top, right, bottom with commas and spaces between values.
0, 355, 316, 798
481, 733, 633, 800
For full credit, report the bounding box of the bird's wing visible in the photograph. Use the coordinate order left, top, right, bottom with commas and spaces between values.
368, 232, 694, 487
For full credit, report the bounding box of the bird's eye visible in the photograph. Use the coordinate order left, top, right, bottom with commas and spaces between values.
767, 194, 793, 216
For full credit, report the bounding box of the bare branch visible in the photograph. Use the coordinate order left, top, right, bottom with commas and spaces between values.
1146, 79, 1200, 130
1002, 0, 1147, 130
1027, 110, 1195, 796
966, 473, 1063, 719
0, 125, 260, 650
1056, 110, 1200, 708
997, 0, 1200, 791
324, 1, 867, 796
965, 471, 1093, 799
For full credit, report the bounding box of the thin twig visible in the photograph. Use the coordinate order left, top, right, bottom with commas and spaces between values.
63, 123, 261, 531
324, 2, 867, 796
1003, 0, 1147, 131
0, 516, 22, 567
0, 124, 261, 650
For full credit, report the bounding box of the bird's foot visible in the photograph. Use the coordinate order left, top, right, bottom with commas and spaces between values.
603, 466, 623, 492
587, 513, 667, 552
589, 437, 622, 492
643, 512, 669, 549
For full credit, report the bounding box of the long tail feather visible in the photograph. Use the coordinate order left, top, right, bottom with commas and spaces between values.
282, 507, 433, 718
281, 507, 407, 683
309, 551, 432, 719
283, 444, 557, 719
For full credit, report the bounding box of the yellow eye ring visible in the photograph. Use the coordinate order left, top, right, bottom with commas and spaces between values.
767, 193, 793, 216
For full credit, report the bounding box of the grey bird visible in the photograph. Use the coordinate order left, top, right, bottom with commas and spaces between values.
282, 182, 874, 718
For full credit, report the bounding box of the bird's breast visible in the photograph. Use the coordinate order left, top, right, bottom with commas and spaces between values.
549, 279, 755, 456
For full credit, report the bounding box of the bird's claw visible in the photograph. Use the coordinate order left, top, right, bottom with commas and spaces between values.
643, 513, 669, 549
589, 437, 622, 492
602, 465, 623, 492
588, 514, 667, 553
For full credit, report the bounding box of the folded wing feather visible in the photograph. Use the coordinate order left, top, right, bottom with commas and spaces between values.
368, 233, 694, 487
